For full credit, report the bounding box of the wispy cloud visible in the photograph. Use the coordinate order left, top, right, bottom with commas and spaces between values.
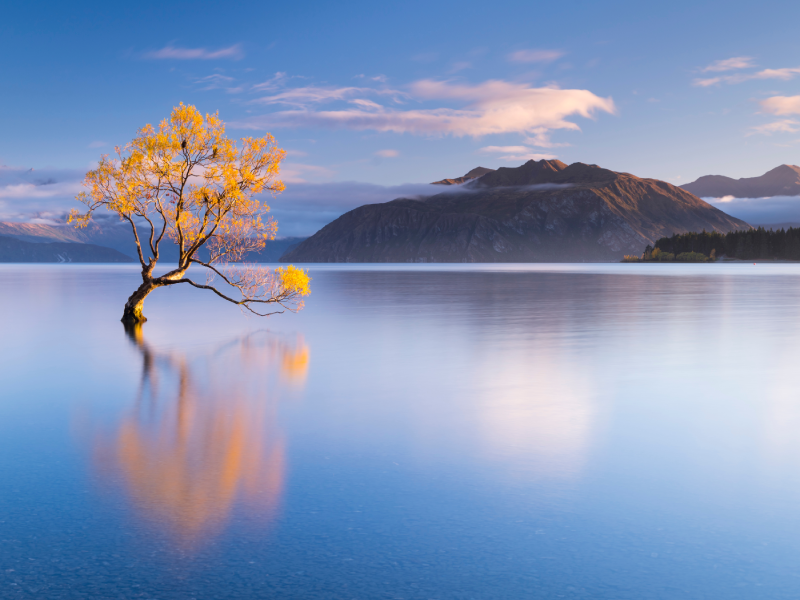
480, 146, 529, 154
694, 66, 800, 86
508, 49, 564, 64
0, 166, 87, 221
196, 73, 233, 88
448, 61, 472, 74
235, 79, 614, 142
760, 95, 800, 115
479, 145, 557, 162
280, 162, 336, 184
701, 56, 755, 72
145, 44, 244, 60
375, 149, 399, 158
523, 127, 570, 148
747, 119, 800, 135
88, 141, 107, 148
271, 180, 485, 236
355, 74, 388, 83
252, 85, 406, 108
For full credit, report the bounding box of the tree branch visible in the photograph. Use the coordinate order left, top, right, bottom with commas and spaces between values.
166, 277, 286, 316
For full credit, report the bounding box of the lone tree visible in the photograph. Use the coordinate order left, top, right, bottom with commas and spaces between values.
71, 103, 310, 324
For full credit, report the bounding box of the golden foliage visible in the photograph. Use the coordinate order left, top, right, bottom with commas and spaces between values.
72, 103, 309, 317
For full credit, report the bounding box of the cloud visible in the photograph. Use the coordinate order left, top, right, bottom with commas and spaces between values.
479, 145, 557, 161
195, 73, 238, 92
748, 119, 800, 135
480, 146, 530, 154
279, 162, 336, 184
449, 62, 472, 74
145, 44, 244, 60
508, 49, 564, 64
523, 128, 569, 148
702, 56, 755, 72
693, 66, 800, 86
760, 95, 800, 115
355, 74, 388, 83
703, 195, 800, 226
375, 149, 399, 158
498, 153, 558, 162
269, 180, 480, 236
251, 85, 405, 108
234, 79, 615, 140
88, 141, 107, 148
0, 166, 87, 221
253, 72, 289, 92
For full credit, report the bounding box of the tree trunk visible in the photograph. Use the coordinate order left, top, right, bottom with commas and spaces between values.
121, 281, 157, 324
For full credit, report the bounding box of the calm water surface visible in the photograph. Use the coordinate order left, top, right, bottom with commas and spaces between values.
2, 263, 800, 599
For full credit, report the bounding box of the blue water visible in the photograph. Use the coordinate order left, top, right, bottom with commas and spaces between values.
2, 263, 800, 599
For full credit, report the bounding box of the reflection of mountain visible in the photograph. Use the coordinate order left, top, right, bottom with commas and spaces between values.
92, 326, 308, 548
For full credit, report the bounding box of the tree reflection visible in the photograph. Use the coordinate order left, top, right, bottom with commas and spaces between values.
92, 324, 309, 549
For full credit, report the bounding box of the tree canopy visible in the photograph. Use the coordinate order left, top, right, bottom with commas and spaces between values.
71, 103, 310, 323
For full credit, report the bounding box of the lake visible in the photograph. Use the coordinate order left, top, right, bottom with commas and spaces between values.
2, 263, 800, 599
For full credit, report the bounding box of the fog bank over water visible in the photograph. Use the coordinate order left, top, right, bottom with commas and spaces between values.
704, 195, 800, 228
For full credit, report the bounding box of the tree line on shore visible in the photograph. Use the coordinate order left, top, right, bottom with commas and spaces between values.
624, 227, 800, 262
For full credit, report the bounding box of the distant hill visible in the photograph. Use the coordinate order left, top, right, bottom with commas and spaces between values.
0, 221, 306, 263
281, 159, 750, 263
0, 235, 134, 263
431, 166, 495, 185
682, 165, 800, 198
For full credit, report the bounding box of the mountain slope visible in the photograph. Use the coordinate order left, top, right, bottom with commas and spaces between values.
0, 235, 135, 263
682, 164, 800, 198
431, 166, 495, 185
281, 159, 750, 263
0, 221, 306, 263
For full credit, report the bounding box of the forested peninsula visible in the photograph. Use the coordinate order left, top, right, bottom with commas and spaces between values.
627, 227, 800, 262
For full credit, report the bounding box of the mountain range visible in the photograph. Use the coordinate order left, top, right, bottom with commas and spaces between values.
431, 167, 495, 185
0, 220, 305, 263
281, 159, 749, 263
0, 235, 134, 263
681, 164, 800, 198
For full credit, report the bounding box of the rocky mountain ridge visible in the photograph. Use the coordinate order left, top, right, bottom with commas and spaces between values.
431, 166, 495, 185
682, 164, 800, 198
281, 159, 750, 263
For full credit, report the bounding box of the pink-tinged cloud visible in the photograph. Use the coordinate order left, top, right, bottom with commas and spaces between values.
479, 145, 558, 161
694, 67, 800, 86
145, 44, 244, 60
375, 149, 399, 158
760, 95, 800, 115
280, 162, 336, 184
497, 153, 558, 162
701, 56, 755, 72
507, 49, 564, 63
480, 146, 530, 154
235, 80, 615, 139
252, 86, 406, 108
747, 119, 800, 135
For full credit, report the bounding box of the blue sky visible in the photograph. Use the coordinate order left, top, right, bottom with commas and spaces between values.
2, 0, 800, 234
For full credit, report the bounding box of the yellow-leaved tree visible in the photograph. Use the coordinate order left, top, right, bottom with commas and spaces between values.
71, 103, 310, 324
